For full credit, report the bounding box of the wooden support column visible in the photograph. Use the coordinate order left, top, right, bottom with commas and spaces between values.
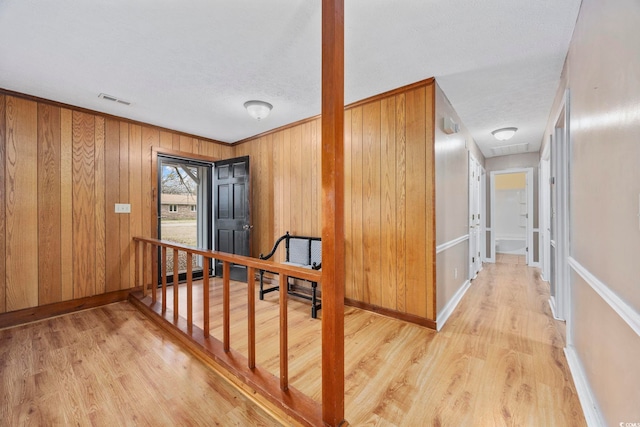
321, 0, 346, 425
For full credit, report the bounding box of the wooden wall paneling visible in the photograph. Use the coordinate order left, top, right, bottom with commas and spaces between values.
425, 84, 436, 319
301, 122, 312, 236
37, 103, 62, 305
119, 122, 131, 289
60, 109, 74, 301
172, 134, 181, 151
94, 117, 106, 295
128, 125, 143, 289
343, 110, 353, 299
271, 132, 283, 261
290, 125, 302, 234
350, 107, 364, 301
104, 118, 121, 292
362, 101, 382, 305
159, 131, 173, 150
395, 94, 407, 313
404, 88, 427, 318
265, 134, 275, 253
0, 95, 6, 313
5, 97, 39, 311
142, 127, 157, 287
72, 111, 96, 299
311, 119, 320, 235
380, 97, 397, 310
179, 135, 193, 153
282, 129, 291, 255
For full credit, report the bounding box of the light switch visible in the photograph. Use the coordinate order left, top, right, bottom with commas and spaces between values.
115, 203, 131, 213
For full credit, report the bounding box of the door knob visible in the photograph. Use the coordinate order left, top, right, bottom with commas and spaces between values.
243, 224, 254, 230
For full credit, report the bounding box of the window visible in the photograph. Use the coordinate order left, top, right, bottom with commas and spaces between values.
190, 205, 197, 212
168, 204, 177, 212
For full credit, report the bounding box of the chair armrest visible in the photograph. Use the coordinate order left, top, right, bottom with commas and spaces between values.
259, 231, 290, 260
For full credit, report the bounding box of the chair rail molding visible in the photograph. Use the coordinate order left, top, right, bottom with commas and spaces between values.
436, 234, 469, 254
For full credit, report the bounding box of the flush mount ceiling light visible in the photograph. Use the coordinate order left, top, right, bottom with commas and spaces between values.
491, 127, 518, 141
244, 100, 273, 121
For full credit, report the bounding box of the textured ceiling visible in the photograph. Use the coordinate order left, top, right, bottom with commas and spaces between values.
0, 0, 581, 157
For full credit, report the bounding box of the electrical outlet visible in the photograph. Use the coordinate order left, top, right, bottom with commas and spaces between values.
115, 203, 131, 213
454, 268, 458, 279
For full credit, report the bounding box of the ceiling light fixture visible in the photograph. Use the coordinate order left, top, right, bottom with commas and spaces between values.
491, 127, 518, 141
244, 100, 273, 121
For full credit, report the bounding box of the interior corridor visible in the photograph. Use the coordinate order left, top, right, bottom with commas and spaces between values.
0, 257, 584, 426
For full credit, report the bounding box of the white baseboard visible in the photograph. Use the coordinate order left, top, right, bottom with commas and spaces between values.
564, 346, 605, 427
436, 280, 471, 331
548, 296, 563, 321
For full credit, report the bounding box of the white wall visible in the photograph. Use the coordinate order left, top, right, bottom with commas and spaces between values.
541, 0, 640, 423
434, 82, 484, 326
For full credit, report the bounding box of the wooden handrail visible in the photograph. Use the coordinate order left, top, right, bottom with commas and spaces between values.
132, 236, 323, 401
133, 236, 322, 283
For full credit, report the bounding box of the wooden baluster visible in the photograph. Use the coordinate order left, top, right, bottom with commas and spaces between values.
151, 244, 158, 304
223, 261, 230, 352
173, 248, 179, 322
280, 274, 289, 391
186, 252, 193, 329
135, 240, 141, 292
143, 242, 150, 297
161, 246, 167, 312
247, 266, 256, 369
202, 257, 210, 338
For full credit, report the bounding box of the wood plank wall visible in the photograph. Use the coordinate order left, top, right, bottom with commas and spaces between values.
234, 80, 436, 320
0, 94, 233, 314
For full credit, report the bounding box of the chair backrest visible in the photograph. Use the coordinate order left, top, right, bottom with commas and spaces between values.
310, 240, 322, 266
287, 238, 310, 265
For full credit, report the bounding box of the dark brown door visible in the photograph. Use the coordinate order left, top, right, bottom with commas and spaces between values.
213, 156, 251, 282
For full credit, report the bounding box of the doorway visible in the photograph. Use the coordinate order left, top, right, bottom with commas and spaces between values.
488, 168, 534, 265
155, 153, 252, 283
157, 155, 213, 282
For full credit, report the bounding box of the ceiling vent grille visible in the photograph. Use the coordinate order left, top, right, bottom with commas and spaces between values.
491, 142, 529, 156
98, 93, 131, 106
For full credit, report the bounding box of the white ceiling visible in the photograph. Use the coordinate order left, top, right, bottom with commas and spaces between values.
0, 0, 581, 158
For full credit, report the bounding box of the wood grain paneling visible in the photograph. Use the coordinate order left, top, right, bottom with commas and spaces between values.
0, 94, 235, 317
404, 88, 427, 318
95, 117, 106, 295
362, 102, 381, 305
234, 80, 436, 322
0, 94, 5, 313
5, 97, 39, 311
105, 118, 121, 292
60, 109, 73, 301
37, 104, 62, 305
72, 111, 96, 299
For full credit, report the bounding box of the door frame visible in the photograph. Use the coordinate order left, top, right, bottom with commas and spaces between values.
151, 147, 220, 282
468, 153, 482, 280
488, 167, 534, 265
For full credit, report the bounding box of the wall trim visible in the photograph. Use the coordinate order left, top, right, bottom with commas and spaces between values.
568, 256, 640, 337
436, 279, 471, 331
344, 299, 437, 330
548, 296, 562, 321
436, 234, 469, 254
0, 288, 139, 330
564, 345, 605, 427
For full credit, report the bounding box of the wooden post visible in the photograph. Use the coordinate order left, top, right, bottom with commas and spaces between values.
161, 246, 167, 312
203, 257, 210, 337
247, 266, 256, 369
151, 244, 158, 304
186, 252, 193, 328
280, 274, 289, 391
173, 249, 179, 322
223, 261, 230, 352
321, 0, 346, 425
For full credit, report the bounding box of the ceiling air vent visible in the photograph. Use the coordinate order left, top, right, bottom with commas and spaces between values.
490, 142, 529, 156
98, 93, 131, 106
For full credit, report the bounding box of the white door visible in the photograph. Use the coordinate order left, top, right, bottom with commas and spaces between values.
469, 155, 482, 279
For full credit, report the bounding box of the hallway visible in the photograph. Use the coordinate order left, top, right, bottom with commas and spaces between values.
0, 258, 585, 426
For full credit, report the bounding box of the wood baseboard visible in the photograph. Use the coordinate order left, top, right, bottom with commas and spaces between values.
344, 298, 437, 330
0, 288, 139, 329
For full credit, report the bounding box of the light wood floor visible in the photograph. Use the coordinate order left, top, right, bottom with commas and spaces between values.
0, 302, 280, 426
1, 258, 585, 426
